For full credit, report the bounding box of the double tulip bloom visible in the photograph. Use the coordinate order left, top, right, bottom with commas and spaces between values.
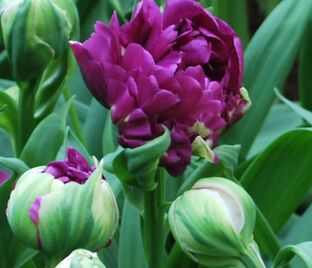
7, 148, 119, 261
71, 0, 250, 176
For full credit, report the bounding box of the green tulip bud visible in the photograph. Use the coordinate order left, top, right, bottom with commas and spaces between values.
169, 177, 265, 267
56, 249, 106, 268
0, 0, 77, 82
7, 148, 119, 262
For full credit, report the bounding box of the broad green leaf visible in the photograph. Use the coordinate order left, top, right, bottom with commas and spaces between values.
20, 100, 71, 167
211, 0, 249, 47
272, 242, 312, 268
177, 144, 241, 195
241, 128, 312, 232
83, 99, 108, 158
283, 204, 312, 245
299, 18, 312, 111
56, 127, 92, 163
13, 248, 38, 268
102, 111, 118, 156
275, 88, 312, 125
263, 0, 282, 14
248, 103, 303, 158
98, 238, 118, 268
118, 200, 147, 268
0, 157, 28, 174
0, 79, 15, 90
222, 0, 312, 158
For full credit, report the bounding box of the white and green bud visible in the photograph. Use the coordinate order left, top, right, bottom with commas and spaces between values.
7, 150, 119, 261
56, 249, 106, 268
169, 177, 265, 267
0, 0, 77, 82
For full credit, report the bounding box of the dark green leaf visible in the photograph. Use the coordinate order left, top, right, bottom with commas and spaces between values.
222, 0, 312, 158
20, 100, 71, 167
241, 128, 312, 232
118, 200, 147, 268
272, 242, 312, 268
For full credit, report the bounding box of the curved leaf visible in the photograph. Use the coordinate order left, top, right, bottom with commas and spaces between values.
241, 128, 312, 232
272, 242, 312, 268
222, 0, 312, 158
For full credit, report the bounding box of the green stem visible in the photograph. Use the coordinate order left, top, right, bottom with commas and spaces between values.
63, 87, 86, 145
16, 81, 37, 155
143, 168, 166, 268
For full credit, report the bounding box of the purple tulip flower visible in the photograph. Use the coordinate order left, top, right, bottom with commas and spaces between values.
70, 0, 250, 176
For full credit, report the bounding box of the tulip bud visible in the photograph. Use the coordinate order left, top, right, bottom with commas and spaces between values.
7, 148, 119, 261
0, 0, 76, 82
56, 249, 106, 268
168, 177, 265, 267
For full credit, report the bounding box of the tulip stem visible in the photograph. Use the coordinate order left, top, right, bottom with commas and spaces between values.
143, 168, 166, 268
16, 81, 36, 155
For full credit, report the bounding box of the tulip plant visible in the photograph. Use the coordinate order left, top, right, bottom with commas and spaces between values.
0, 0, 312, 267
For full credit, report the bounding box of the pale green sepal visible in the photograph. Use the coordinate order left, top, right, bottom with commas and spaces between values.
193, 178, 256, 244
6, 167, 54, 249
191, 136, 218, 163
240, 87, 252, 113
103, 127, 171, 191
37, 163, 118, 256
56, 249, 106, 268
169, 177, 263, 267
1, 0, 71, 82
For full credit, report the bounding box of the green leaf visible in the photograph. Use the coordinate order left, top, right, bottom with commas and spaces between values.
56, 127, 93, 163
83, 99, 108, 158
241, 128, 312, 232
211, 0, 249, 47
20, 100, 71, 167
177, 144, 241, 195
275, 89, 312, 125
0, 79, 15, 90
102, 111, 118, 156
272, 242, 312, 268
0, 157, 28, 174
14, 248, 38, 268
118, 200, 147, 268
0, 89, 18, 136
221, 0, 312, 158
103, 128, 170, 191
248, 102, 303, 158
283, 204, 312, 245
299, 18, 312, 111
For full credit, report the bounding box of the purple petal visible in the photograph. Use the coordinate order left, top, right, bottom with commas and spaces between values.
157, 51, 182, 73
163, 0, 203, 27
122, 44, 156, 75
180, 37, 211, 66
70, 42, 108, 108
29, 197, 42, 225
0, 170, 11, 186
117, 108, 153, 139
160, 126, 191, 176
143, 90, 180, 115
121, 0, 162, 47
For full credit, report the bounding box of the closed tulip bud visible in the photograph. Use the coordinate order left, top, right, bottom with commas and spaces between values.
169, 177, 265, 267
7, 148, 119, 264
1, 0, 76, 82
56, 249, 106, 268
